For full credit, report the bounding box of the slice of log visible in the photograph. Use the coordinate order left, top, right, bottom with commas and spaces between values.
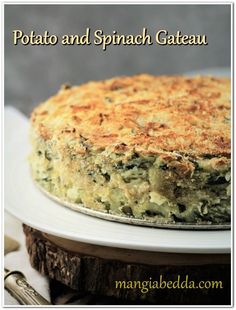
23, 224, 231, 305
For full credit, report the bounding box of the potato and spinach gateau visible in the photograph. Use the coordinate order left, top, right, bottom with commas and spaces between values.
29, 74, 231, 226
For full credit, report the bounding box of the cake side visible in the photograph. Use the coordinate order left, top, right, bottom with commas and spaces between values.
29, 74, 231, 224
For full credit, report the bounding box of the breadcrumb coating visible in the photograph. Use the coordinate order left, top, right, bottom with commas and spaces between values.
31, 74, 230, 157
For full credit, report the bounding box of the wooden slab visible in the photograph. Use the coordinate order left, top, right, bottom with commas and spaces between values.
23, 224, 231, 305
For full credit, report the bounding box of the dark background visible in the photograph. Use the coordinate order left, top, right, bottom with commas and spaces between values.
5, 4, 231, 116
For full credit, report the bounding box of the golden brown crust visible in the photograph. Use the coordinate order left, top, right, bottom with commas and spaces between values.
31, 74, 231, 157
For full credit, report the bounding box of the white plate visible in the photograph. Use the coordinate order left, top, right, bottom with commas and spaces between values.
4, 107, 231, 254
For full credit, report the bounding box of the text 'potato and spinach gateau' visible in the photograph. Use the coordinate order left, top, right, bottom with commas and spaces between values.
29, 74, 231, 225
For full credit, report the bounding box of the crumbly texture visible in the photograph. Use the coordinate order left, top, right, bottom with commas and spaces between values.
29, 74, 231, 224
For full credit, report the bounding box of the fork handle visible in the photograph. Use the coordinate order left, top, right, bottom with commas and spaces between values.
4, 270, 51, 305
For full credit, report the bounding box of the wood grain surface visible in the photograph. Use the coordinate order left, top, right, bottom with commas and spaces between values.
23, 224, 231, 305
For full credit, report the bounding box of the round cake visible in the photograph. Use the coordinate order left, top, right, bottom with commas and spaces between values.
29, 74, 231, 226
